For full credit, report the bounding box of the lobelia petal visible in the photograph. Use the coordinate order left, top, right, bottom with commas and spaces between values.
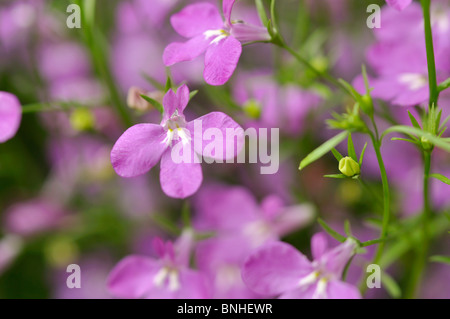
222, 0, 236, 28
326, 280, 362, 299
0, 92, 22, 143
311, 232, 329, 260
159, 143, 203, 199
271, 204, 315, 239
170, 2, 223, 38
278, 285, 317, 299
204, 36, 242, 86
318, 238, 357, 278
186, 111, 244, 161
230, 23, 271, 43
385, 0, 412, 11
174, 269, 211, 299
192, 184, 260, 232
242, 241, 313, 296
107, 255, 162, 299
162, 84, 190, 122
163, 35, 211, 66
111, 124, 168, 178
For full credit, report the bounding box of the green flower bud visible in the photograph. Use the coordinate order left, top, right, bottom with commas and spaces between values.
70, 108, 95, 132
339, 156, 360, 177
421, 136, 433, 151
243, 99, 261, 119
360, 94, 374, 116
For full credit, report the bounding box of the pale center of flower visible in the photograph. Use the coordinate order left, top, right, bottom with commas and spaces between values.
161, 112, 190, 147
243, 221, 272, 246
431, 6, 449, 32
297, 271, 330, 299
215, 264, 241, 291
398, 73, 427, 91
153, 267, 181, 292
204, 29, 230, 45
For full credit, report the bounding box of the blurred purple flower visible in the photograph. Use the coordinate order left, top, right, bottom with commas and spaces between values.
111, 85, 244, 198
385, 0, 412, 11
4, 199, 67, 236
193, 183, 314, 246
242, 234, 361, 299
0, 92, 21, 143
163, 1, 270, 85
108, 230, 210, 299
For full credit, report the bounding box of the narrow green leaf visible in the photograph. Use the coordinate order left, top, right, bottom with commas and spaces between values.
391, 137, 419, 144
359, 142, 368, 166
430, 173, 450, 185
381, 272, 402, 299
338, 79, 361, 101
299, 131, 348, 170
140, 94, 164, 114
189, 90, 199, 101
344, 220, 352, 236
317, 218, 346, 242
430, 255, 450, 264
347, 133, 358, 161
255, 0, 269, 27
323, 174, 347, 179
408, 110, 421, 130
382, 125, 450, 152
165, 76, 173, 92
141, 72, 164, 90
331, 148, 343, 161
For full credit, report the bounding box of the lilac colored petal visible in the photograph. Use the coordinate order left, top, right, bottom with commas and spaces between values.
159, 144, 203, 198
326, 280, 361, 299
271, 204, 315, 238
163, 35, 211, 66
162, 84, 190, 121
385, 0, 412, 11
204, 36, 242, 86
170, 3, 223, 38
107, 256, 162, 299
111, 124, 167, 178
0, 92, 22, 143
242, 241, 313, 296
311, 232, 329, 260
230, 23, 271, 43
193, 184, 260, 232
278, 285, 316, 299
175, 269, 211, 298
223, 0, 236, 27
318, 238, 357, 278
187, 112, 244, 161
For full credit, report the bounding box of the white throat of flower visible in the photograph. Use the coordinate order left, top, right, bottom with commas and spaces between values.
398, 73, 427, 91
204, 29, 230, 45
297, 271, 329, 299
153, 267, 181, 292
161, 112, 191, 147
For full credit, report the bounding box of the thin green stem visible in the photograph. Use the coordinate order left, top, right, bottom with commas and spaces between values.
421, 0, 439, 107
438, 77, 450, 93
360, 131, 391, 295
77, 0, 132, 127
405, 151, 432, 298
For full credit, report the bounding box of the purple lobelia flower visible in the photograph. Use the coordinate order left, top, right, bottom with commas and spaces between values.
163, 1, 270, 86
242, 233, 361, 299
0, 92, 21, 143
111, 84, 244, 199
107, 230, 210, 299
385, 0, 412, 11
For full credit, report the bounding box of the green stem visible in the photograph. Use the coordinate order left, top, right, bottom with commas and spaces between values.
77, 0, 132, 127
404, 151, 431, 298
438, 77, 450, 93
421, 0, 438, 107
360, 131, 391, 295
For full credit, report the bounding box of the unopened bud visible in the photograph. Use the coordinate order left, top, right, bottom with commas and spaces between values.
127, 87, 163, 112
243, 99, 261, 119
70, 108, 95, 132
421, 136, 433, 151
360, 94, 374, 116
339, 156, 360, 177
